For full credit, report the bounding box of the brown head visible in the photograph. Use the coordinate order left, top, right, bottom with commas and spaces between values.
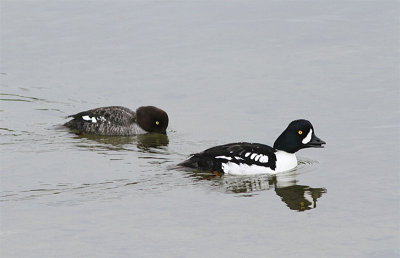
136, 106, 169, 134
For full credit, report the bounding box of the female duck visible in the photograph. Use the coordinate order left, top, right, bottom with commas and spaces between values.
64, 106, 168, 136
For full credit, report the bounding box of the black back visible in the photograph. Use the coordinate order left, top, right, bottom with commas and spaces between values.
179, 142, 277, 172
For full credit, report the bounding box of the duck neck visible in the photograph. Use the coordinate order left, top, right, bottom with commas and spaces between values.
273, 134, 300, 153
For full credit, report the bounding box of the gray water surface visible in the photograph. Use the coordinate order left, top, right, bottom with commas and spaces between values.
1, 1, 399, 257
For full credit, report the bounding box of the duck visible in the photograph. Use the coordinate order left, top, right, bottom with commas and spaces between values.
178, 119, 325, 175
64, 106, 168, 136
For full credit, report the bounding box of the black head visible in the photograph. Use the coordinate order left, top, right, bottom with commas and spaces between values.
273, 119, 326, 153
136, 106, 169, 134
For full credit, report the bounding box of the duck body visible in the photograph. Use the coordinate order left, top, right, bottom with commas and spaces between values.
179, 119, 325, 175
64, 106, 168, 136
179, 142, 297, 175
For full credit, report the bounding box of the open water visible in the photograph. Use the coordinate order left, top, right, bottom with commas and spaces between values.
1, 1, 399, 257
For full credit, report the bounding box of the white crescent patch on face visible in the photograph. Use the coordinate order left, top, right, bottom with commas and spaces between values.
302, 129, 312, 144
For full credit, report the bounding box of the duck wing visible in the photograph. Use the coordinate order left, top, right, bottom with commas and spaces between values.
66, 106, 136, 127
179, 142, 277, 172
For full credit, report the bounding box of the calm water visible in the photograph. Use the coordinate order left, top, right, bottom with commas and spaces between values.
1, 1, 399, 257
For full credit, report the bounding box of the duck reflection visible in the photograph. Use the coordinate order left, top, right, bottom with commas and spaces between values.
70, 133, 169, 151
275, 184, 326, 211
136, 133, 169, 151
188, 171, 326, 212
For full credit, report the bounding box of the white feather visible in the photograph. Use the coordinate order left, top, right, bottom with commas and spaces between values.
215, 156, 232, 161
259, 155, 269, 163
221, 162, 275, 175
302, 129, 312, 144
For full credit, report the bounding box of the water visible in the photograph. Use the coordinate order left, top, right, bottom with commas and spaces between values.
1, 1, 399, 257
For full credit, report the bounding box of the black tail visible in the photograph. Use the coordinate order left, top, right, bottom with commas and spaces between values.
177, 155, 201, 169
177, 154, 220, 172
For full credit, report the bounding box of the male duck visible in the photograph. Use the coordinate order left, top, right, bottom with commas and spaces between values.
178, 119, 325, 175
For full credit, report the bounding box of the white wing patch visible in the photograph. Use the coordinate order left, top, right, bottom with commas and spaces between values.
215, 156, 232, 161
245, 153, 269, 163
259, 155, 268, 163
82, 115, 97, 123
302, 129, 313, 144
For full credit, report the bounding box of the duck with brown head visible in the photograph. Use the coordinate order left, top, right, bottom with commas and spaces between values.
64, 106, 168, 136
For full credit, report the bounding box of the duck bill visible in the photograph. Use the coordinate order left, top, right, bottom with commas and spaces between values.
306, 134, 326, 148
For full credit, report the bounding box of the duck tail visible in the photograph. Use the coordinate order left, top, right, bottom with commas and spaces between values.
177, 154, 218, 171
177, 154, 202, 169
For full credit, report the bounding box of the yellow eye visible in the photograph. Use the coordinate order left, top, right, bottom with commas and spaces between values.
298, 130, 303, 135
155, 121, 160, 125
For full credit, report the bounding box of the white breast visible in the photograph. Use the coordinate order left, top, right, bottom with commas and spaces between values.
275, 150, 297, 172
